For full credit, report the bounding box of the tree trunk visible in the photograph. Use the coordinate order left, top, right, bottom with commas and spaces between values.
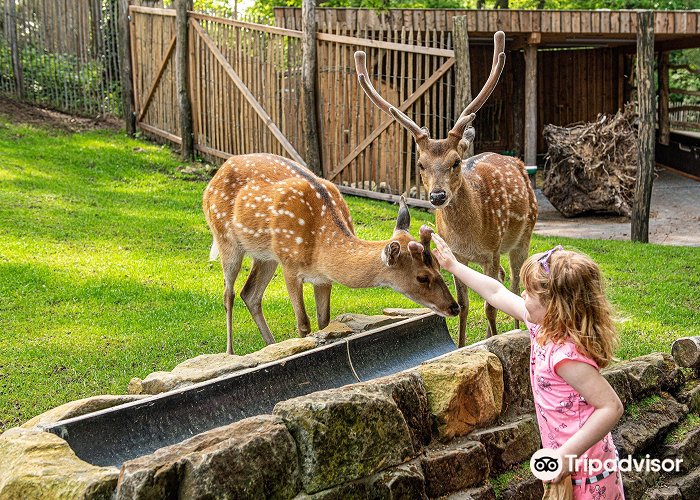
176, 0, 194, 161
672, 337, 700, 368
631, 11, 656, 243
302, 0, 322, 176
524, 44, 538, 166
453, 16, 473, 157
658, 51, 670, 146
118, 0, 136, 135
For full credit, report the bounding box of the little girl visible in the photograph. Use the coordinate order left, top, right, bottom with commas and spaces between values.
432, 235, 625, 500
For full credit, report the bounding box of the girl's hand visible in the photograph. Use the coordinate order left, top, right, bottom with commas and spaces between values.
431, 233, 458, 272
548, 450, 574, 484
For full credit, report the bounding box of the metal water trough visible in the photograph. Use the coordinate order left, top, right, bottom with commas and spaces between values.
43, 313, 455, 469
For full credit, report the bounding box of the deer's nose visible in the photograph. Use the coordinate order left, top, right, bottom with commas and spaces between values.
449, 303, 461, 316
430, 190, 447, 206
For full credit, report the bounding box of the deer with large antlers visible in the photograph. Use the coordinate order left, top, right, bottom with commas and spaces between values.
355, 31, 537, 346
204, 153, 460, 354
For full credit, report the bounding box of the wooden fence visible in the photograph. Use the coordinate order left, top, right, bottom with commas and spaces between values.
0, 0, 122, 117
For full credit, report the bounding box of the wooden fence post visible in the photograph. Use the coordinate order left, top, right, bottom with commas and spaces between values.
176, 0, 194, 161
632, 10, 656, 243
118, 0, 136, 135
302, 0, 322, 176
453, 16, 473, 157
658, 51, 670, 146
4, 0, 24, 99
524, 40, 538, 166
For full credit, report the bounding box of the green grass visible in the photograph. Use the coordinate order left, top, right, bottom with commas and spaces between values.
1, 120, 699, 432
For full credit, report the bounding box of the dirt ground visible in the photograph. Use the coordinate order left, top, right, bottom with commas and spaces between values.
1, 96, 697, 247
0, 95, 120, 133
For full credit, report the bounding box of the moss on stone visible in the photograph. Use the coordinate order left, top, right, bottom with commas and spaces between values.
664, 413, 700, 444
489, 460, 532, 499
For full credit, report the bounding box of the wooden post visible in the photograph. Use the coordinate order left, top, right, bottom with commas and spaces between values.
4, 0, 24, 99
118, 0, 136, 135
524, 42, 538, 166
672, 337, 700, 369
453, 16, 473, 157
175, 0, 194, 161
512, 50, 525, 158
658, 51, 670, 146
301, 0, 322, 176
632, 11, 656, 243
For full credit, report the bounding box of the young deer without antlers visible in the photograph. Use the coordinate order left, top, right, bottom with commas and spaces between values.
355, 31, 537, 346
203, 153, 460, 354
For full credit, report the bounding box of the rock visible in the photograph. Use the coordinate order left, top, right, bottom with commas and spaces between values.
0, 427, 118, 499
21, 395, 146, 429
499, 475, 542, 500
360, 372, 433, 454
274, 385, 414, 494
131, 337, 318, 395
421, 440, 489, 497
673, 466, 700, 499
382, 307, 432, 318
623, 469, 661, 500
469, 330, 534, 418
604, 354, 685, 404
444, 484, 496, 500
296, 461, 427, 499
116, 415, 300, 499
333, 313, 403, 333
659, 418, 700, 472
676, 379, 700, 413
132, 353, 258, 395
313, 321, 354, 342
602, 364, 634, 406
642, 486, 682, 500
417, 349, 503, 440
613, 393, 687, 457
245, 337, 319, 365
468, 415, 541, 473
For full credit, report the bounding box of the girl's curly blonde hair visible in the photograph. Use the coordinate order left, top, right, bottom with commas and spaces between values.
520, 248, 618, 368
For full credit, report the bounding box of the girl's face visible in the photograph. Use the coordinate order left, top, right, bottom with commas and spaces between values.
522, 288, 546, 324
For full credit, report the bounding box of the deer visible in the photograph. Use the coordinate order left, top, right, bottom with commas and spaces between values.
355, 31, 537, 347
203, 153, 460, 354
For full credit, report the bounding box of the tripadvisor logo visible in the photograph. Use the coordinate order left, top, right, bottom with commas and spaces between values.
530, 449, 562, 481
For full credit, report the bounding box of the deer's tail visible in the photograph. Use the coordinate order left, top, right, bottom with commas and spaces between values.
209, 239, 219, 261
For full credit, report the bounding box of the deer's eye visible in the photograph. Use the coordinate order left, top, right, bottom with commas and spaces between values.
418, 162, 424, 171
417, 275, 429, 284
452, 159, 461, 169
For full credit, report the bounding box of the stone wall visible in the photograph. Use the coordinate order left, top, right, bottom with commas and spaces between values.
1, 311, 699, 499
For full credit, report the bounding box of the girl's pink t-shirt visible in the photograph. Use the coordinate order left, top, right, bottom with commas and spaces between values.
526, 320, 619, 480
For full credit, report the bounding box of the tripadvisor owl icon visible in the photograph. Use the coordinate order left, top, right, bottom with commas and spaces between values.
530, 448, 562, 481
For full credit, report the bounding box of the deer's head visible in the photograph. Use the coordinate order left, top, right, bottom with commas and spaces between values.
381, 198, 460, 317
354, 32, 506, 208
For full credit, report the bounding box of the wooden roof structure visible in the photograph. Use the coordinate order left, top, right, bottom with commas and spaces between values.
275, 8, 700, 50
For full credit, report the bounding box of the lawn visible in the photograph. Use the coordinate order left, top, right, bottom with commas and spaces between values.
1, 119, 698, 432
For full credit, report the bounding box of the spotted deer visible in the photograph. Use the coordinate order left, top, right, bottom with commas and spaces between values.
355, 31, 537, 346
203, 153, 460, 354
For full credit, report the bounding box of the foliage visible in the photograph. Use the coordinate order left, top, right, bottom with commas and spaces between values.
1, 119, 699, 431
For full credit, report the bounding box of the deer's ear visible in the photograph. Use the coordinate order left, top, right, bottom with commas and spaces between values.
458, 127, 476, 156
382, 241, 402, 266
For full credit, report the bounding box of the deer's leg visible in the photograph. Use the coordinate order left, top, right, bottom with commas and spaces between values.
483, 255, 502, 338
313, 282, 332, 330
283, 268, 312, 337
509, 245, 530, 330
240, 259, 278, 345
220, 245, 245, 355
454, 275, 470, 348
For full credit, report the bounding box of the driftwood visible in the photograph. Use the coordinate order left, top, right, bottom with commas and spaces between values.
542, 104, 639, 217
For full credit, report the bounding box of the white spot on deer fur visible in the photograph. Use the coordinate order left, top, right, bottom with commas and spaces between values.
235, 222, 243, 228
295, 237, 303, 244
298, 218, 305, 225
316, 192, 321, 199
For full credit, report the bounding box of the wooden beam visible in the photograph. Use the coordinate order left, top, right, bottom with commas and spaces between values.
137, 34, 177, 122
191, 12, 302, 39
670, 88, 700, 98
327, 57, 456, 181
138, 121, 182, 144
190, 19, 307, 167
632, 11, 656, 243
118, 0, 136, 135
176, 0, 194, 161
335, 185, 433, 209
302, 0, 322, 176
658, 51, 670, 146
453, 16, 473, 157
316, 32, 454, 58
524, 44, 538, 166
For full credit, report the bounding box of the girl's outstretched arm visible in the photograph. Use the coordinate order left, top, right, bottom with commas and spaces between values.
432, 233, 527, 323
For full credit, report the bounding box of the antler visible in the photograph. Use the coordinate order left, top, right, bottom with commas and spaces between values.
354, 51, 428, 141
449, 31, 507, 139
